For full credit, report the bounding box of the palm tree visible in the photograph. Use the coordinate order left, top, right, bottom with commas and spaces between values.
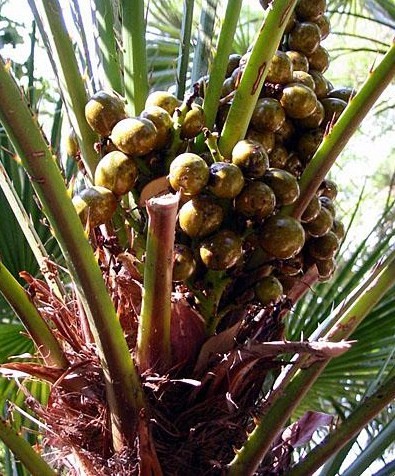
0, 0, 394, 474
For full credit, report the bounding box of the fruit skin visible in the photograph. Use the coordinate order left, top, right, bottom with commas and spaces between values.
110, 117, 158, 157
251, 98, 286, 133
288, 21, 321, 56
295, 0, 327, 21
85, 90, 126, 137
199, 230, 243, 271
263, 168, 300, 206
286, 50, 309, 72
266, 50, 293, 84
145, 90, 181, 115
181, 104, 206, 139
321, 97, 348, 127
301, 195, 321, 223
255, 276, 283, 305
231, 139, 269, 178
178, 196, 223, 238
72, 185, 117, 228
259, 215, 305, 260
140, 106, 173, 150
94, 151, 138, 197
280, 83, 318, 119
307, 231, 339, 260
169, 153, 209, 196
172, 244, 196, 282
208, 162, 245, 199
308, 45, 330, 73
235, 181, 276, 219
304, 206, 333, 237
65, 128, 79, 157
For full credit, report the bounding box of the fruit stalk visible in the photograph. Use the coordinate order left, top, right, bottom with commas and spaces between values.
219, 0, 298, 157
137, 193, 180, 373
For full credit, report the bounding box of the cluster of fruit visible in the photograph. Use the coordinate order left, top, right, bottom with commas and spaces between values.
70, 0, 347, 309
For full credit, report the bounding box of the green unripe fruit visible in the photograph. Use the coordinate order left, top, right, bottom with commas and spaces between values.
181, 104, 206, 139
304, 207, 333, 237
169, 153, 209, 195
280, 83, 318, 119
231, 139, 269, 178
288, 22, 321, 56
110, 117, 157, 157
199, 230, 243, 270
72, 186, 117, 228
235, 181, 276, 219
308, 231, 339, 260
178, 196, 223, 238
255, 276, 283, 305
266, 50, 293, 84
85, 90, 126, 137
94, 151, 138, 197
208, 162, 245, 199
259, 216, 305, 259
140, 106, 172, 150
65, 128, 79, 157
263, 168, 300, 206
251, 98, 286, 133
172, 244, 196, 282
145, 90, 181, 115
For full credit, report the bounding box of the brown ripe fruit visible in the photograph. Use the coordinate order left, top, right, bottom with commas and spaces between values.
307, 231, 339, 260
320, 196, 336, 218
85, 90, 126, 137
266, 50, 293, 84
235, 181, 276, 219
301, 195, 321, 223
251, 98, 286, 133
145, 90, 181, 115
208, 162, 245, 199
298, 101, 325, 129
172, 244, 196, 282
178, 196, 223, 238
169, 153, 209, 196
245, 129, 275, 154
288, 22, 321, 56
308, 45, 330, 73
232, 139, 269, 178
275, 119, 295, 145
259, 215, 305, 260
332, 219, 345, 241
72, 186, 117, 228
297, 128, 324, 162
321, 97, 348, 127
181, 104, 205, 139
94, 151, 138, 197
304, 207, 333, 237
296, 0, 327, 21
255, 276, 283, 305
292, 71, 316, 90
327, 87, 356, 103
140, 106, 172, 150
309, 70, 331, 98
226, 54, 242, 77
286, 50, 309, 72
314, 14, 331, 40
263, 168, 300, 206
199, 230, 243, 270
280, 83, 318, 119
319, 179, 338, 200
110, 117, 157, 157
269, 144, 289, 169
316, 257, 336, 281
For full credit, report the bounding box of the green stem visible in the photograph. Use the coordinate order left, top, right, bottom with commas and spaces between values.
137, 193, 179, 373
202, 0, 243, 130
204, 128, 225, 162
287, 375, 395, 476
176, 0, 195, 100
93, 0, 124, 94
0, 162, 65, 298
0, 418, 57, 476
0, 261, 68, 369
282, 40, 395, 220
121, 0, 149, 115
227, 255, 395, 476
33, 0, 99, 179
218, 0, 297, 158
0, 55, 144, 450
191, 0, 217, 84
